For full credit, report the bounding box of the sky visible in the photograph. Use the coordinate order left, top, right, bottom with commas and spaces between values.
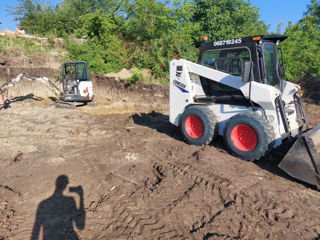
0, 0, 312, 33
250, 0, 311, 32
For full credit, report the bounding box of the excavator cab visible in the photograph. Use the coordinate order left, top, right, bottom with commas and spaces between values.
61, 61, 94, 102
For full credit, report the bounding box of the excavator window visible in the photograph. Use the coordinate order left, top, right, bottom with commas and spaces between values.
75, 63, 88, 81
63, 63, 88, 81
64, 65, 76, 79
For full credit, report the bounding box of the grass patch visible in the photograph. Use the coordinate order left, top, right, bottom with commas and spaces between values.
149, 77, 169, 85
0, 35, 62, 55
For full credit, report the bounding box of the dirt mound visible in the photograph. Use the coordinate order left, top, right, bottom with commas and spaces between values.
92, 74, 168, 104
104, 68, 152, 81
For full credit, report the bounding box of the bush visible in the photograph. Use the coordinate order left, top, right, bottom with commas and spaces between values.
128, 70, 145, 85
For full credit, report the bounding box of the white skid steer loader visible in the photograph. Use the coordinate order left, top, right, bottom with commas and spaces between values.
170, 35, 320, 189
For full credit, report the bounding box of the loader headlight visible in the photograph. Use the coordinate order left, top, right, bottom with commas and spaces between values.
295, 86, 303, 97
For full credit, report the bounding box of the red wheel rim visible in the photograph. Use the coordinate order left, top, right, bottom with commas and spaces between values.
231, 124, 257, 151
185, 115, 204, 138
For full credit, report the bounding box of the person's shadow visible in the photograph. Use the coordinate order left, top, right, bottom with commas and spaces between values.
30, 175, 85, 240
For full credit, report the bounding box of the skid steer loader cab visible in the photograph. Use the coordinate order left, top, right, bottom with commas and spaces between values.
169, 35, 320, 189
198, 35, 287, 89
62, 61, 94, 102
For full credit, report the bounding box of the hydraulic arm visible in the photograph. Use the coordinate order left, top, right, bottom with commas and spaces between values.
0, 72, 63, 98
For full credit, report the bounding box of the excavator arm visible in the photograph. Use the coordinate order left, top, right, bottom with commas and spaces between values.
0, 72, 63, 99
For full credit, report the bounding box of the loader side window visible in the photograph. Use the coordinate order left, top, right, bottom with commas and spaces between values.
201, 48, 250, 77
263, 43, 281, 89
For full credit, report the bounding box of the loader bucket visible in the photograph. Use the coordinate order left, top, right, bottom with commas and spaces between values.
279, 125, 320, 189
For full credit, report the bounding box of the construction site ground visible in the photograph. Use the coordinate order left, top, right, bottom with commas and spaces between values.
1, 54, 320, 240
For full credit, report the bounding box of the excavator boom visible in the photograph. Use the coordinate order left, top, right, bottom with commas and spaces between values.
0, 72, 63, 99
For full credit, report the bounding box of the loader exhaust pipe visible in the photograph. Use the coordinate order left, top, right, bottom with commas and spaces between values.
279, 125, 320, 189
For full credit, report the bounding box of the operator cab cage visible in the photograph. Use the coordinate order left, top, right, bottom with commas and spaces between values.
62, 61, 89, 82
198, 35, 287, 90
62, 61, 89, 94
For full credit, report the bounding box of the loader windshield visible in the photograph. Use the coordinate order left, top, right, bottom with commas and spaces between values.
263, 43, 281, 89
201, 48, 250, 76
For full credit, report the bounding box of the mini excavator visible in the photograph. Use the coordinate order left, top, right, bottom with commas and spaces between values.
0, 61, 94, 109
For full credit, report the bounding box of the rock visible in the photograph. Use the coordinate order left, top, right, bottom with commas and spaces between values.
13, 151, 23, 162
0, 59, 7, 66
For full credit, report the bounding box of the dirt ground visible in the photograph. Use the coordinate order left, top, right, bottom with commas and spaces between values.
1, 55, 320, 239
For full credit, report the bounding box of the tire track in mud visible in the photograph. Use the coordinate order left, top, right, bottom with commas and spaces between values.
156, 158, 318, 239
109, 126, 303, 239
8, 216, 36, 240
84, 118, 300, 239
89, 160, 232, 239
90, 175, 184, 239
157, 161, 240, 239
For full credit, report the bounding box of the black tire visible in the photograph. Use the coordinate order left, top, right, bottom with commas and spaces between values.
224, 112, 274, 161
180, 105, 216, 146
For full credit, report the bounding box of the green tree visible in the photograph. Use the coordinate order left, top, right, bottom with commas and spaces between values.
281, 0, 320, 81
67, 10, 127, 73
191, 0, 268, 43
306, 0, 320, 26
120, 0, 198, 77
8, 0, 271, 79
122, 0, 176, 42
51, 0, 97, 37
9, 0, 125, 37
10, 0, 56, 35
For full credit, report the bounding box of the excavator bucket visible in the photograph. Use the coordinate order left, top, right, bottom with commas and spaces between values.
279, 125, 320, 189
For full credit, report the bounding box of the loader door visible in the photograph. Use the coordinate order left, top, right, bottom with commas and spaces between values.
262, 42, 281, 89
200, 47, 251, 98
